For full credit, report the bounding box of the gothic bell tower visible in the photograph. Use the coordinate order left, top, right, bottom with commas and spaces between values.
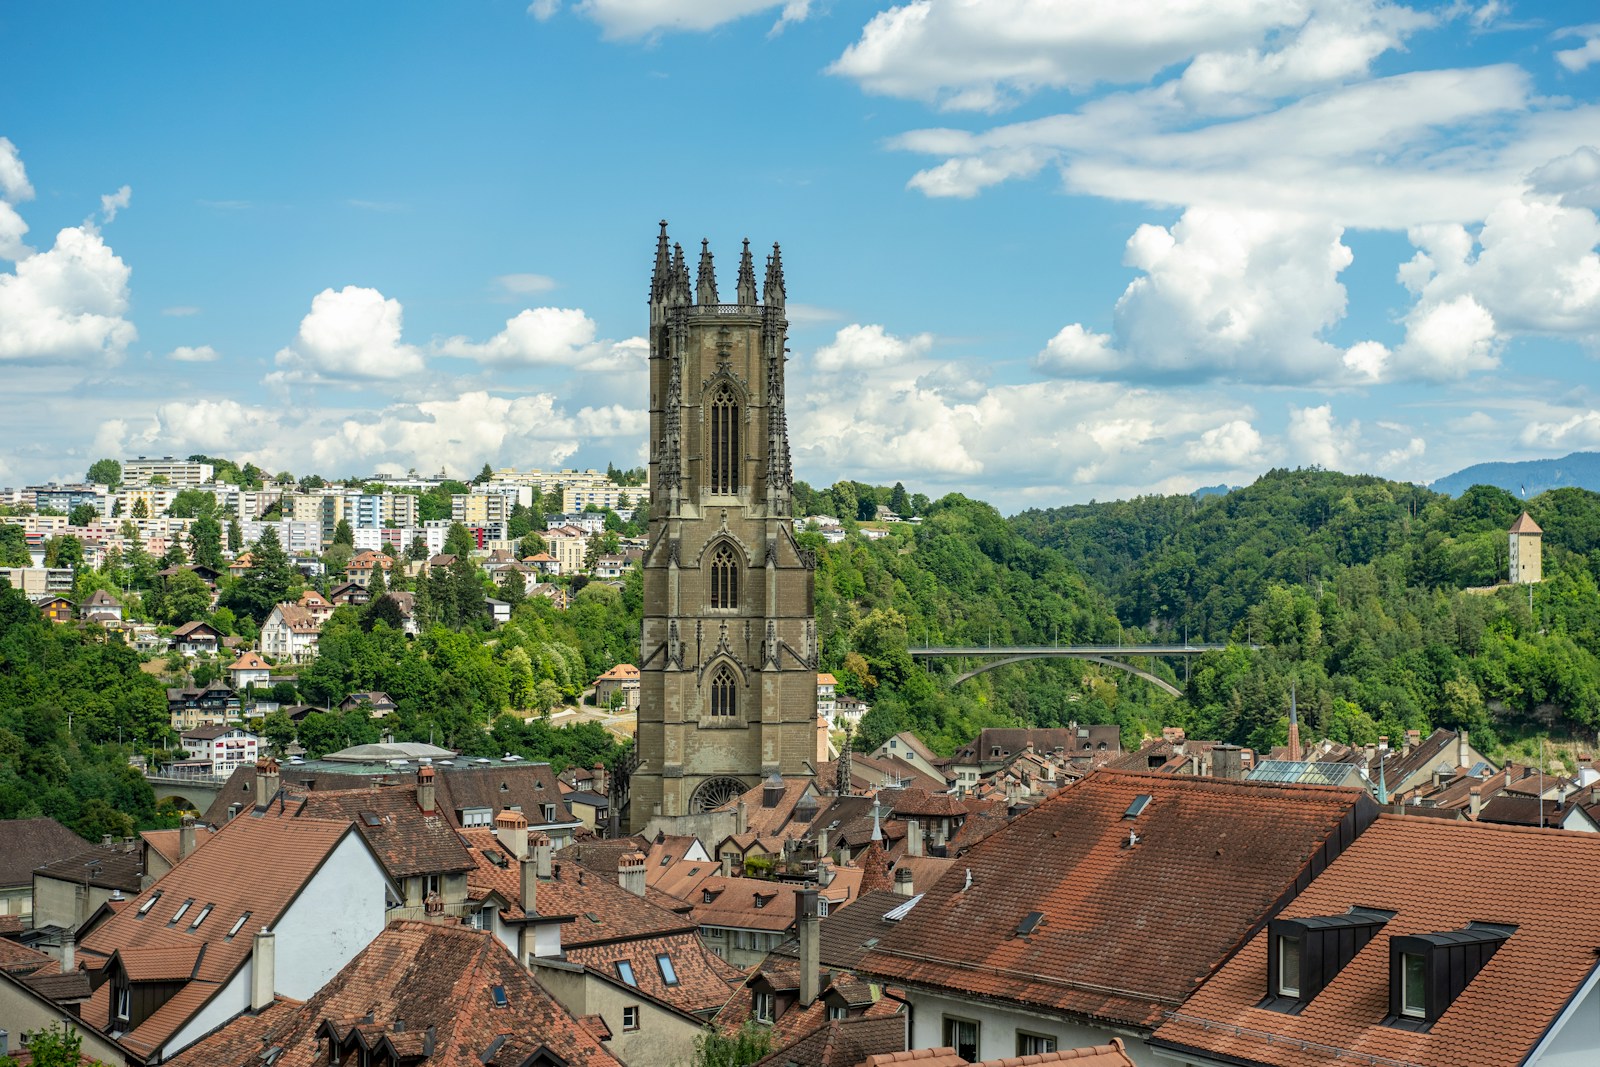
632, 222, 818, 830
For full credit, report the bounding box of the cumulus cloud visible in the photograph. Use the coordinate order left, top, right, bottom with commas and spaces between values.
568, 0, 807, 39
0, 222, 136, 363
99, 186, 131, 224
436, 307, 645, 371
169, 344, 219, 362
1187, 419, 1265, 468
1036, 323, 1119, 376
0, 138, 33, 202
1287, 403, 1363, 470
269, 285, 426, 383
811, 323, 934, 372
153, 398, 280, 453
1529, 146, 1600, 209
1522, 410, 1600, 450
494, 273, 558, 297
1554, 25, 1600, 73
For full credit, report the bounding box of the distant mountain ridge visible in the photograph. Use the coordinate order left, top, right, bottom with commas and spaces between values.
1429, 452, 1600, 498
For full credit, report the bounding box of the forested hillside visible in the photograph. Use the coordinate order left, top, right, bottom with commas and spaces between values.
1012, 470, 1600, 757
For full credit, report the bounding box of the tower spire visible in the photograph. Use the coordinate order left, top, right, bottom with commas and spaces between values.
763, 242, 786, 309
650, 220, 671, 302
736, 238, 758, 306
671, 242, 688, 304
697, 239, 719, 305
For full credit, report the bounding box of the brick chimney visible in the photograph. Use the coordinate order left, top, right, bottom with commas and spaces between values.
592, 761, 608, 797
417, 764, 436, 813
618, 851, 646, 897
905, 818, 922, 858
255, 758, 280, 809
495, 809, 529, 861
251, 929, 275, 1013
178, 814, 196, 861
894, 867, 914, 898
796, 888, 821, 1007
532, 831, 552, 879
1469, 785, 1483, 819
1457, 730, 1471, 770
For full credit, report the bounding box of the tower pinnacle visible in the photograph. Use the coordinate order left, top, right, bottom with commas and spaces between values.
697, 239, 719, 305
764, 242, 786, 309
736, 238, 758, 306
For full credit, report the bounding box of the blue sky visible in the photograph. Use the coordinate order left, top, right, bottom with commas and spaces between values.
2, 0, 1599, 512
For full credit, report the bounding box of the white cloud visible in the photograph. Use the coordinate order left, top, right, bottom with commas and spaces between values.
1377, 434, 1425, 471
1187, 419, 1265, 467
1521, 410, 1600, 450
161, 305, 201, 317
1287, 403, 1363, 470
269, 285, 425, 383
528, 0, 560, 19
0, 138, 34, 203
151, 398, 281, 454
495, 273, 558, 296
436, 306, 645, 371
0, 222, 136, 363
1036, 323, 1120, 375
1394, 294, 1499, 379
0, 203, 29, 261
1530, 146, 1600, 209
811, 323, 934, 372
1555, 26, 1600, 73
570, 0, 806, 39
99, 186, 131, 224
169, 344, 219, 362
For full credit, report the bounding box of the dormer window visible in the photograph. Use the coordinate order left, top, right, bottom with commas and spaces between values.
1264, 908, 1393, 1013
1387, 922, 1514, 1030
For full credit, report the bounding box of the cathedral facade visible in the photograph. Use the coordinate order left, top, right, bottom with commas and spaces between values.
631, 222, 818, 830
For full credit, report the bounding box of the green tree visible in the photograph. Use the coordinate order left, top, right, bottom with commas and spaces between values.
0, 525, 28, 567
69, 502, 99, 527
131, 497, 149, 520
47, 535, 84, 572
444, 522, 474, 559
86, 458, 122, 489
333, 519, 354, 546
517, 532, 547, 559
188, 515, 224, 570
223, 527, 298, 623
407, 535, 429, 561
167, 489, 217, 519
889, 481, 910, 516
161, 569, 214, 625
694, 1021, 772, 1067
473, 462, 494, 485
0, 1021, 114, 1067
227, 518, 243, 553
497, 569, 526, 609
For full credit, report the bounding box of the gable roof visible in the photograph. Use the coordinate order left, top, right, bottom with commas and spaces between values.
434, 763, 573, 828
287, 786, 474, 879
166, 921, 624, 1067
859, 770, 1376, 1032
756, 1014, 908, 1067
0, 817, 88, 888
226, 651, 270, 672
564, 930, 746, 1015
77, 813, 361, 1059
1152, 816, 1600, 1067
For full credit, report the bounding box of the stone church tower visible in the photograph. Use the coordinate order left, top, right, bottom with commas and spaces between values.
631, 222, 818, 830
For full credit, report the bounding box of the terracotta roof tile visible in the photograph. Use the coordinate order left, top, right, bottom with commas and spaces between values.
0, 936, 54, 975
756, 1013, 907, 1067
1153, 816, 1600, 1067
290, 785, 474, 878
167, 921, 624, 1067
860, 770, 1375, 1032
0, 817, 89, 888
565, 930, 745, 1014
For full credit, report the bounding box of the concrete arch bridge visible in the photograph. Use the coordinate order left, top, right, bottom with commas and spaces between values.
908, 643, 1239, 698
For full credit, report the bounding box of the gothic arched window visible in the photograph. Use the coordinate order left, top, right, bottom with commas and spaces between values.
709, 385, 740, 495
709, 543, 739, 609
710, 665, 738, 717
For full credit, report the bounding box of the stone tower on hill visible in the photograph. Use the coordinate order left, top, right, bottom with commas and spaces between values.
631, 222, 818, 831
1509, 510, 1542, 584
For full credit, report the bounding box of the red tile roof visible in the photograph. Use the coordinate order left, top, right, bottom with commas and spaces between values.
166, 921, 624, 1067
564, 930, 745, 1014
1153, 815, 1600, 1067
288, 785, 474, 879
859, 770, 1375, 1032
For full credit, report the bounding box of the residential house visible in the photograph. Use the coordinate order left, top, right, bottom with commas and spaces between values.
260, 602, 321, 662
486, 598, 512, 625
525, 551, 560, 575
169, 620, 223, 658
224, 650, 271, 691
0, 817, 92, 928
594, 663, 642, 711
0, 965, 126, 1066
81, 589, 123, 623
593, 554, 627, 579
860, 771, 1379, 1064
326, 580, 370, 607
166, 684, 240, 731
543, 525, 589, 575
165, 920, 625, 1067
817, 673, 838, 720
948, 726, 1121, 790
338, 691, 397, 718
833, 695, 870, 729
295, 588, 335, 625
530, 582, 570, 609
434, 762, 584, 845
868, 736, 945, 789
179, 725, 261, 776
75, 809, 395, 1066
1150, 816, 1600, 1067
139, 818, 214, 882
31, 836, 150, 938
34, 595, 74, 624
344, 548, 392, 587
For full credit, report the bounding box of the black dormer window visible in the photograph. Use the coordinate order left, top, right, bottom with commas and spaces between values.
1263, 908, 1393, 1013
1386, 922, 1515, 1031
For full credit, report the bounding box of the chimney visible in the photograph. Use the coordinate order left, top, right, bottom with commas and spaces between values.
178, 814, 196, 860
1211, 744, 1243, 781
520, 854, 537, 916
256, 758, 280, 809
101, 834, 112, 848
592, 761, 607, 797
721, 853, 733, 877
417, 765, 436, 813
818, 827, 830, 863
1405, 729, 1421, 754
618, 851, 646, 897
736, 800, 747, 836
796, 888, 821, 1008
1378, 735, 1389, 752
60, 927, 75, 975
894, 867, 915, 898
1287, 688, 1302, 762
1364, 742, 1377, 767
1457, 730, 1470, 770
763, 773, 784, 809
532, 832, 552, 879
905, 818, 922, 858
494, 809, 529, 861
251, 929, 276, 1012
1469, 786, 1483, 820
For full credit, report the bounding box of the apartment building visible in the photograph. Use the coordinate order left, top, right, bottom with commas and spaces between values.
122, 456, 215, 487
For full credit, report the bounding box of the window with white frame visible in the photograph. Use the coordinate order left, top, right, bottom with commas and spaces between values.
943, 1017, 979, 1062
623, 1006, 640, 1031
754, 991, 775, 1024
1016, 1032, 1056, 1056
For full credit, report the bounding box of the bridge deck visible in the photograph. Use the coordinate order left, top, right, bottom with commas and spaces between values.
910, 644, 1231, 656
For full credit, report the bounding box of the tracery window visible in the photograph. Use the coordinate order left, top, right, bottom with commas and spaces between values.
710, 543, 739, 608
710, 665, 737, 717
709, 386, 740, 494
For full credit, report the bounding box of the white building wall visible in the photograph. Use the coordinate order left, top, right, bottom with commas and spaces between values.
905, 988, 1160, 1067
269, 832, 389, 997
1533, 970, 1600, 1065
